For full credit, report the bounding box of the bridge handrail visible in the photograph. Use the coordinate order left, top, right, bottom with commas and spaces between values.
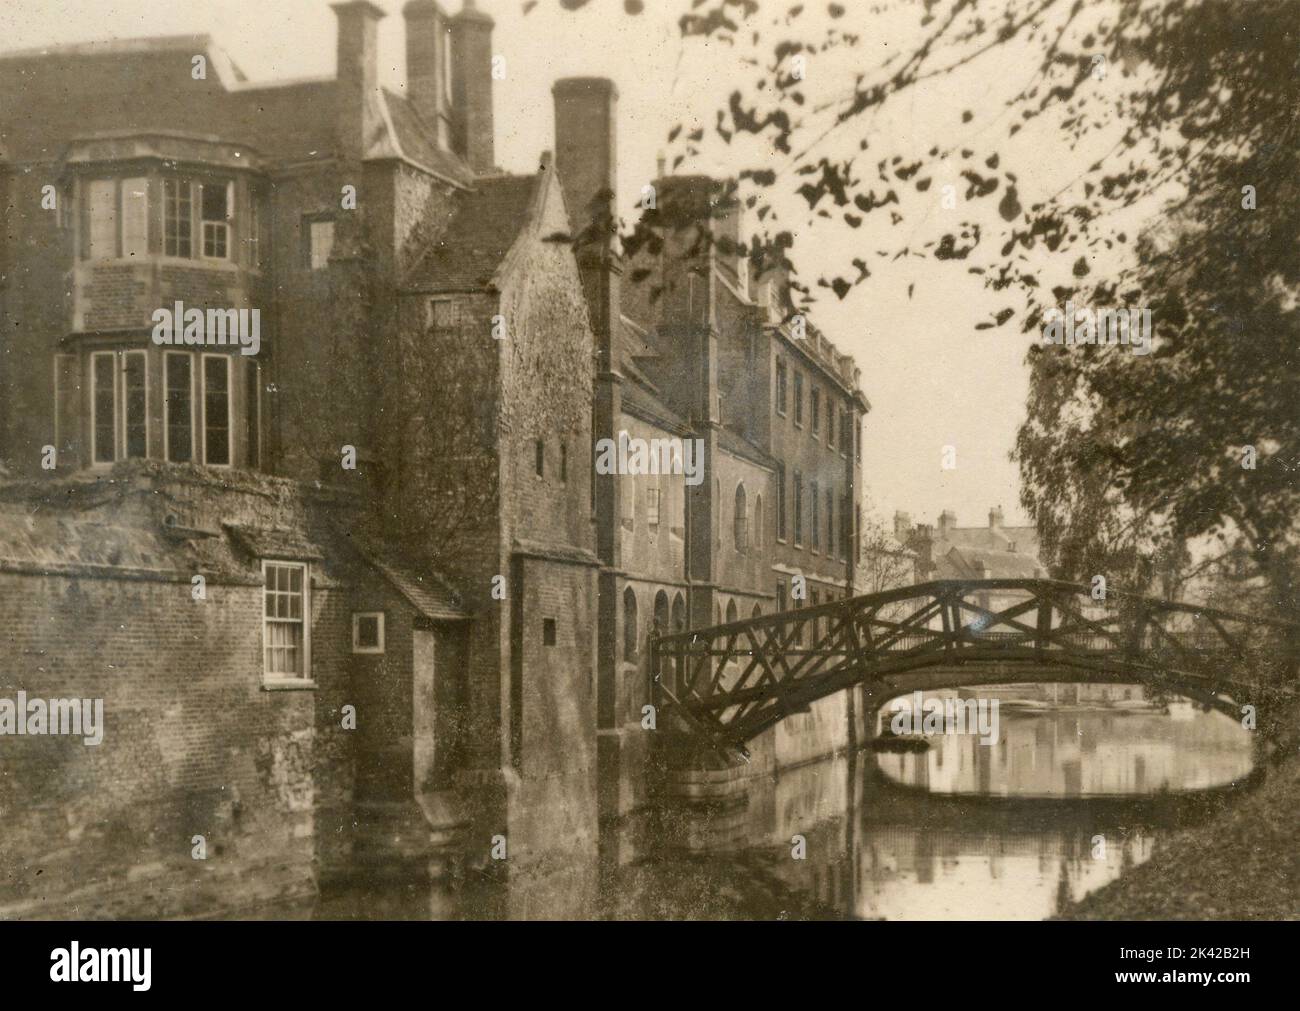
652, 578, 1298, 649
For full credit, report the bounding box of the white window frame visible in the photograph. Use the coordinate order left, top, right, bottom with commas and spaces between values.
352, 612, 386, 654
89, 350, 119, 466
200, 353, 234, 468
53, 353, 75, 456
120, 350, 149, 461
86, 178, 119, 262
199, 180, 233, 261
307, 217, 335, 271
163, 177, 194, 260
120, 177, 149, 259
426, 297, 457, 331
164, 351, 196, 463
263, 560, 312, 685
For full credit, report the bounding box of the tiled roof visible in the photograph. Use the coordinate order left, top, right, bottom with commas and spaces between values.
402, 173, 539, 292
937, 546, 1045, 580
620, 380, 691, 435
224, 524, 325, 562
939, 525, 1040, 557
361, 551, 470, 623
380, 89, 474, 183
0, 37, 471, 179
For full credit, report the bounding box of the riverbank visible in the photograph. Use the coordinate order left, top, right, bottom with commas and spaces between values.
1059, 750, 1300, 920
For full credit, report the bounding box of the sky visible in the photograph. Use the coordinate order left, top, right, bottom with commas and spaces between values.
0, 0, 1149, 531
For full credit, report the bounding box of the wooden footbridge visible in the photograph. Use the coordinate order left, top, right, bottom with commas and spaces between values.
650, 580, 1299, 754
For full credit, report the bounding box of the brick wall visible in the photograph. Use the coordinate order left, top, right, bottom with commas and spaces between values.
0, 465, 437, 918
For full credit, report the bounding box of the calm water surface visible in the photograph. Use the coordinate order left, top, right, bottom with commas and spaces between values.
309, 681, 1256, 920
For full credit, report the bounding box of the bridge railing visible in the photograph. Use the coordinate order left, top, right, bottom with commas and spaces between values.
649, 579, 1298, 747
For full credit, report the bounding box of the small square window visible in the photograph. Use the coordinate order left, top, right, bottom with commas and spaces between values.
353, 612, 385, 654
427, 298, 457, 331
543, 618, 557, 646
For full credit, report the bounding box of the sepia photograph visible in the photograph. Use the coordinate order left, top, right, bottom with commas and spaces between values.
0, 0, 1296, 974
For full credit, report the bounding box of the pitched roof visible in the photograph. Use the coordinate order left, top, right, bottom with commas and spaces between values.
939, 524, 1040, 557
379, 88, 473, 183
937, 546, 1045, 580
224, 523, 325, 562
402, 173, 540, 292
360, 551, 470, 623
0, 35, 472, 181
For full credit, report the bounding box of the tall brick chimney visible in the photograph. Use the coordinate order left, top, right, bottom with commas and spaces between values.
989, 505, 1004, 530
332, 1, 386, 164
450, 1, 495, 173
938, 509, 957, 537
553, 77, 620, 348
553, 78, 618, 246
404, 0, 453, 146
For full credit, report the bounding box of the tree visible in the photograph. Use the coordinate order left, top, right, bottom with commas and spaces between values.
543, 0, 1300, 620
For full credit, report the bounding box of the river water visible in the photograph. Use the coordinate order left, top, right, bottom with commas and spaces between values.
311, 681, 1256, 920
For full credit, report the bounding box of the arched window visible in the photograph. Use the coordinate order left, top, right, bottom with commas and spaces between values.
653, 590, 670, 637
671, 592, 687, 633
622, 587, 638, 661
734, 483, 748, 552
754, 495, 763, 551
726, 599, 738, 624
752, 603, 763, 619
715, 478, 722, 544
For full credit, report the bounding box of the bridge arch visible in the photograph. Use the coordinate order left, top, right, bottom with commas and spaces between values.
651, 579, 1297, 752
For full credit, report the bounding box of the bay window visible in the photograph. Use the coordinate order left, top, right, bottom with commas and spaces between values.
201, 354, 231, 466
165, 352, 194, 462
89, 350, 148, 464
85, 177, 148, 261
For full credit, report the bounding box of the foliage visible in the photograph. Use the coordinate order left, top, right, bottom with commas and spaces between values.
542, 0, 1300, 617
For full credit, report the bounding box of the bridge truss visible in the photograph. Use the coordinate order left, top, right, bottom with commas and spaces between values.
650, 579, 1299, 752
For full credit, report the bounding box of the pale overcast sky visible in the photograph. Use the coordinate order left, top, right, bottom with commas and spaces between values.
0, 0, 1152, 530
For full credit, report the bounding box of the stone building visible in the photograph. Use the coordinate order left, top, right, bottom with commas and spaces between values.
896, 507, 1046, 619
0, 0, 870, 916
551, 83, 871, 847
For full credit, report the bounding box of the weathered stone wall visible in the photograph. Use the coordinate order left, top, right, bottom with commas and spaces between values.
0, 465, 440, 917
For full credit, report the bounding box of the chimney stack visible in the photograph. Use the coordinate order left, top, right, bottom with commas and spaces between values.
893, 511, 912, 538
332, 1, 386, 164
451, 1, 496, 173
912, 523, 935, 579
989, 505, 1004, 530
938, 509, 957, 536
553, 77, 620, 348
553, 77, 619, 247
404, 1, 452, 146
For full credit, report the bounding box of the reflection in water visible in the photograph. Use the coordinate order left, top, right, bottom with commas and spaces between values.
875, 684, 1255, 797
308, 681, 1255, 920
